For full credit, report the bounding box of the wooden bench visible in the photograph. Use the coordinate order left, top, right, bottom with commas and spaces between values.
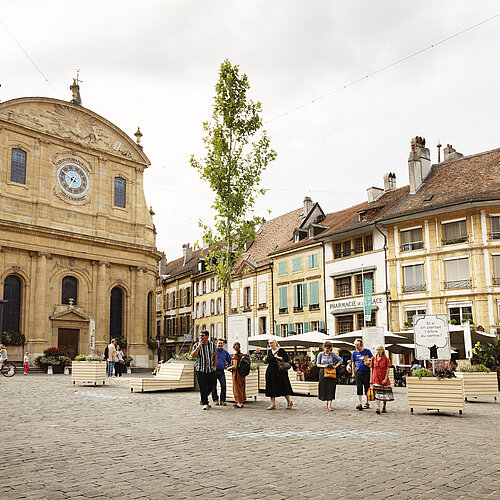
257, 365, 318, 396
224, 369, 259, 401
130, 362, 194, 393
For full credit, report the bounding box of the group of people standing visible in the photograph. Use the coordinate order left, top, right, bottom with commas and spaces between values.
191, 333, 394, 413
105, 339, 126, 377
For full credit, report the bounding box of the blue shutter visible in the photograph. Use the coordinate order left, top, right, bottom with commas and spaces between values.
302, 283, 308, 306
309, 281, 319, 305
275, 324, 280, 335
304, 321, 310, 333
319, 320, 325, 332
288, 323, 295, 335
279, 287, 287, 309
293, 285, 299, 308
308, 255, 313, 268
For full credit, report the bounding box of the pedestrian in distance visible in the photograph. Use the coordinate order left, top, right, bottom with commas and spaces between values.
114, 344, 124, 377
227, 342, 247, 408
409, 360, 422, 374
350, 338, 373, 410
106, 339, 116, 377
265, 340, 293, 410
0, 344, 7, 370
253, 347, 265, 361
370, 345, 394, 414
316, 341, 342, 411
211, 339, 232, 406
23, 352, 30, 375
190, 330, 217, 410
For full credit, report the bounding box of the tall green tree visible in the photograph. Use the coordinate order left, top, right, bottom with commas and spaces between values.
191, 60, 277, 290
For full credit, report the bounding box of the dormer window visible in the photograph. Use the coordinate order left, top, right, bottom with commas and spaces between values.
358, 211, 367, 222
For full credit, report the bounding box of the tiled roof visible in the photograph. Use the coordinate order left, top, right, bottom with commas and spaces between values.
237, 208, 303, 268
379, 148, 500, 221
163, 247, 204, 280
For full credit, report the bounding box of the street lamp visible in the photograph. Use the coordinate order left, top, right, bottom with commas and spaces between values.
0, 299, 8, 344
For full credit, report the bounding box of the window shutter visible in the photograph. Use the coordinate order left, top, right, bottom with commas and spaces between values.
240, 287, 244, 307
444, 258, 469, 281
309, 281, 319, 305
493, 255, 500, 278
249, 286, 253, 306
288, 323, 295, 334
279, 287, 287, 309
308, 255, 313, 268
258, 282, 267, 304
275, 324, 280, 335
304, 321, 310, 333
302, 283, 308, 306
319, 320, 325, 331
293, 285, 299, 308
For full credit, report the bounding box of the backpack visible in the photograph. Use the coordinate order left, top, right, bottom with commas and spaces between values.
237, 355, 251, 377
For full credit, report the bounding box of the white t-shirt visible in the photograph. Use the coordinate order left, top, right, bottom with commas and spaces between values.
24, 355, 29, 363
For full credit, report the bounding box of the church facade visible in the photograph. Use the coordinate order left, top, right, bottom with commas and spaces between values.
0, 88, 161, 367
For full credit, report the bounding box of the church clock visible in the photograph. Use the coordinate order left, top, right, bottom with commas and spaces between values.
56, 160, 90, 200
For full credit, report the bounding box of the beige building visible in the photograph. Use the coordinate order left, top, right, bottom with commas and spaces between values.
0, 86, 161, 366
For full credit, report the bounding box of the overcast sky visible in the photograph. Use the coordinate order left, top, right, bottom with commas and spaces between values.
1, 1, 499, 259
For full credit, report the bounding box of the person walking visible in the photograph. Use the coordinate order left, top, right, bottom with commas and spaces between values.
114, 344, 124, 377
23, 352, 30, 375
106, 339, 116, 377
211, 339, 232, 406
227, 342, 246, 408
350, 338, 373, 410
370, 345, 394, 414
0, 344, 7, 370
316, 341, 342, 411
190, 330, 217, 410
265, 340, 293, 410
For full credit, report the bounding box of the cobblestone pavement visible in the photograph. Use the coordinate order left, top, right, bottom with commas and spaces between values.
2, 373, 499, 499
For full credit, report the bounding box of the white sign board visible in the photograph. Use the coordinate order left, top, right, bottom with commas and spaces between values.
362, 326, 386, 355
227, 314, 249, 354
414, 314, 451, 360
89, 318, 96, 350
463, 321, 473, 359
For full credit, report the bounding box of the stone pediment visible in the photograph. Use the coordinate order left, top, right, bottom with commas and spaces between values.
50, 307, 90, 322
234, 259, 257, 277
0, 97, 149, 166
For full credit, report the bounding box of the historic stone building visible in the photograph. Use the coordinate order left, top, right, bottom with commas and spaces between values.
0, 84, 161, 366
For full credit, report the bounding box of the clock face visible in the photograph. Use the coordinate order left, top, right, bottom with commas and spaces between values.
57, 162, 89, 199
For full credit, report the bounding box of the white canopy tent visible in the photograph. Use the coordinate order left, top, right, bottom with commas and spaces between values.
326, 330, 407, 344
247, 334, 281, 348
278, 331, 353, 349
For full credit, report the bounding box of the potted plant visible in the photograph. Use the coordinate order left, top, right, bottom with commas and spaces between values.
1, 331, 26, 363
124, 355, 133, 374
35, 347, 71, 374
71, 351, 106, 385
467, 340, 500, 392
406, 361, 465, 415
147, 338, 159, 351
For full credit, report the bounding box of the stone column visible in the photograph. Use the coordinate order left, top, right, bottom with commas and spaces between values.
96, 261, 108, 346
34, 252, 50, 342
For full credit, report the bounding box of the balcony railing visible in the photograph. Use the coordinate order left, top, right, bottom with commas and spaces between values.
279, 308, 288, 314
493, 277, 500, 286
403, 284, 426, 293
309, 304, 320, 311
401, 241, 424, 252
293, 306, 303, 313
442, 235, 469, 245
489, 232, 500, 240
444, 279, 472, 289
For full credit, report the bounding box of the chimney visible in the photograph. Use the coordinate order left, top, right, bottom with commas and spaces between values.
303, 196, 313, 217
408, 136, 431, 194
202, 238, 210, 250
366, 186, 384, 203
383, 172, 396, 192
158, 255, 167, 275
182, 243, 193, 265
443, 144, 464, 162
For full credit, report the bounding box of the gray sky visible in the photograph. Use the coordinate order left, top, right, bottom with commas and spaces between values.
2, 1, 499, 259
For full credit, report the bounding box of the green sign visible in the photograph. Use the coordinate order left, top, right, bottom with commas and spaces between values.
363, 278, 373, 321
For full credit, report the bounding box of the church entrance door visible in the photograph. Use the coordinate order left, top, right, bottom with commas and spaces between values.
58, 328, 79, 360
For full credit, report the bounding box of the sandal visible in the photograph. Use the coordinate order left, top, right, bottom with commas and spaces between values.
364, 403, 370, 409
286, 401, 293, 410
266, 405, 276, 410
382, 408, 387, 413
356, 404, 363, 411
376, 409, 381, 415
328, 407, 334, 411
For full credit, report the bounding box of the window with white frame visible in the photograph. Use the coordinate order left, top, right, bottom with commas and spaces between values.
401, 227, 424, 251
444, 258, 470, 289
258, 282, 267, 306
493, 255, 500, 285
337, 315, 353, 334
217, 297, 222, 314
281, 324, 288, 336
210, 299, 215, 315
311, 321, 320, 332
448, 303, 473, 325
210, 324, 215, 336
402, 264, 426, 292
202, 281, 206, 294
442, 220, 468, 245
335, 276, 351, 297
247, 318, 252, 336
404, 307, 426, 327
308, 254, 318, 268
296, 323, 303, 334
259, 316, 267, 335
490, 216, 500, 239
244, 286, 252, 309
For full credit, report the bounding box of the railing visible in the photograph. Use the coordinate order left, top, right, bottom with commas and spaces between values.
243, 306, 252, 312
442, 235, 469, 245
444, 279, 471, 289
401, 241, 424, 251
293, 306, 303, 313
489, 232, 500, 240
309, 304, 320, 311
493, 277, 500, 286
279, 308, 288, 314
403, 284, 426, 293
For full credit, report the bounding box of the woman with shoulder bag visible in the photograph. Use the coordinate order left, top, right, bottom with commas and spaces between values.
114, 344, 124, 377
227, 342, 246, 408
316, 341, 342, 411
265, 340, 294, 410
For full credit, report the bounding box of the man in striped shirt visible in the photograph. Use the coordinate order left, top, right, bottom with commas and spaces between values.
190, 330, 217, 410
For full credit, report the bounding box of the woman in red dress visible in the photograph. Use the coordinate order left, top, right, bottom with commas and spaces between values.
370, 345, 394, 414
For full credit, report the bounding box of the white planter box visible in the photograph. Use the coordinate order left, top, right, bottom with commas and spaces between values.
71, 361, 106, 386
406, 377, 465, 415
455, 372, 498, 401
224, 369, 258, 401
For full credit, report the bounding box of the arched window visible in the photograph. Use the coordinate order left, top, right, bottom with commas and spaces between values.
110, 287, 124, 338
2, 275, 22, 332
114, 177, 126, 208
147, 291, 153, 338
61, 276, 78, 304
11, 149, 27, 184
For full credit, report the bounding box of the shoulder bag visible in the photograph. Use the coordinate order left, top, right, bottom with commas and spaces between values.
275, 351, 291, 371
324, 354, 336, 378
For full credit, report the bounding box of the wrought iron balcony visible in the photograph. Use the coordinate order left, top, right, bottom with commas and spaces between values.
309, 304, 320, 311
442, 235, 468, 245
444, 279, 471, 289
402, 284, 426, 293
401, 241, 424, 251
293, 306, 303, 313
279, 308, 288, 314
489, 232, 500, 240
493, 277, 500, 286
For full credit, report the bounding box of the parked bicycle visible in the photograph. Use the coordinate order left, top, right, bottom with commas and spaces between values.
0, 361, 16, 377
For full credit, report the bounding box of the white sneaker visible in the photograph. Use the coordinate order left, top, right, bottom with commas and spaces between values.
202, 404, 210, 410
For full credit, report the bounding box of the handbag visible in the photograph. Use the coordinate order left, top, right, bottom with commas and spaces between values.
323, 354, 336, 378
276, 358, 292, 371
367, 386, 375, 401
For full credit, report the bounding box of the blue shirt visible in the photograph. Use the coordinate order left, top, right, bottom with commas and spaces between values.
351, 348, 373, 371
215, 348, 232, 370
316, 352, 342, 367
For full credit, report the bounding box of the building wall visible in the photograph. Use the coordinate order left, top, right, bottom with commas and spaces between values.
192, 272, 224, 340
386, 206, 500, 332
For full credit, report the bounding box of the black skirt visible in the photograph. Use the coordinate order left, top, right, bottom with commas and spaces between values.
318, 367, 337, 401
265, 349, 294, 397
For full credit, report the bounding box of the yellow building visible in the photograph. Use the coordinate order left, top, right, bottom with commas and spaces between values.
380, 139, 500, 337
0, 86, 161, 366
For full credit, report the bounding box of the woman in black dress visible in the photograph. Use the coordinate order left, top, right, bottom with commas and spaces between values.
265, 340, 293, 410
316, 341, 342, 411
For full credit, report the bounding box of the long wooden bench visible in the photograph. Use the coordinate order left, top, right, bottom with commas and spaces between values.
130, 362, 194, 393
224, 369, 259, 401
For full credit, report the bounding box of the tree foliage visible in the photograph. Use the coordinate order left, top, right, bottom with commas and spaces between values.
191, 60, 277, 289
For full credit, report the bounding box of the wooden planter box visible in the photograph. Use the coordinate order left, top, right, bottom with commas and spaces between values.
455, 372, 498, 401
406, 377, 465, 415
71, 361, 106, 386
257, 365, 318, 396
224, 369, 258, 401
